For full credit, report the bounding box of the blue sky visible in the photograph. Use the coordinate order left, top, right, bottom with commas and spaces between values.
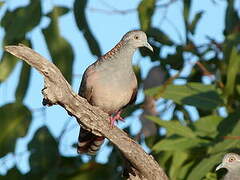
0, 0, 228, 174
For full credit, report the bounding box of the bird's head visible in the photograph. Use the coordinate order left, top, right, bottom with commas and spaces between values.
121, 30, 153, 52
216, 153, 240, 172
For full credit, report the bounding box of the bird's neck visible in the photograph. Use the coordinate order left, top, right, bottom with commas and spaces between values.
99, 41, 136, 66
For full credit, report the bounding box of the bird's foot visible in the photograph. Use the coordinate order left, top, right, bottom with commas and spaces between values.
110, 111, 124, 127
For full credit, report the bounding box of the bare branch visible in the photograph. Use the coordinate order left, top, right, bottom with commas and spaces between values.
5, 44, 168, 180
88, 0, 178, 15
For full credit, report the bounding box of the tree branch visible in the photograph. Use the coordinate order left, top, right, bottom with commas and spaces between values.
5, 44, 168, 180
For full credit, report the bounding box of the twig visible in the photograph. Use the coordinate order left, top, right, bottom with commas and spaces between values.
195, 61, 213, 77
5, 44, 168, 180
88, 0, 178, 15
58, 117, 72, 141
223, 136, 240, 140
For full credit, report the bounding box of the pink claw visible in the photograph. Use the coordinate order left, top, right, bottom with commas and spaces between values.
109, 111, 125, 127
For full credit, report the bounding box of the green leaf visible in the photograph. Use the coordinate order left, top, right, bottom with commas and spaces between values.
152, 136, 208, 152
0, 52, 19, 82
224, 46, 240, 98
187, 153, 224, 180
203, 172, 217, 180
178, 161, 195, 180
193, 115, 223, 138
46, 6, 69, 17
73, 0, 101, 57
145, 83, 223, 110
165, 46, 184, 70
0, 0, 40, 82
208, 139, 240, 155
0, 1, 4, 7
0, 167, 24, 180
147, 116, 196, 138
217, 112, 240, 136
208, 113, 240, 154
189, 11, 203, 34
15, 39, 32, 101
28, 126, 59, 176
133, 65, 142, 86
0, 39, 31, 82
122, 103, 142, 118
15, 62, 32, 102
138, 0, 156, 31
147, 27, 174, 46
0, 103, 31, 157
169, 151, 188, 180
42, 7, 74, 83
224, 0, 240, 35
183, 0, 191, 27
58, 162, 115, 180
57, 156, 83, 176
1, 0, 41, 42
155, 151, 173, 168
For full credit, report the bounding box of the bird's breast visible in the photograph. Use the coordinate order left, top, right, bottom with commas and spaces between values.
90, 70, 137, 114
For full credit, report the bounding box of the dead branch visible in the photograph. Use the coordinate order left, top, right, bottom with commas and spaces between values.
5, 44, 168, 180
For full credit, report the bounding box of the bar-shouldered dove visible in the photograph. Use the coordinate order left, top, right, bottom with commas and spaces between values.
77, 30, 153, 155
216, 153, 240, 180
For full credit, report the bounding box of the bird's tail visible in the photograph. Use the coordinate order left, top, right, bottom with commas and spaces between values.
77, 128, 104, 155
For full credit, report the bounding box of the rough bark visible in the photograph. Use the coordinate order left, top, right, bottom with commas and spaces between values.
5, 44, 168, 180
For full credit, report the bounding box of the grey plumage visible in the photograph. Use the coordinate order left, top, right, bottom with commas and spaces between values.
216, 153, 240, 180
77, 30, 153, 155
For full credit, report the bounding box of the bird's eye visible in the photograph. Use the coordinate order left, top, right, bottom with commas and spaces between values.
134, 35, 139, 40
229, 157, 236, 162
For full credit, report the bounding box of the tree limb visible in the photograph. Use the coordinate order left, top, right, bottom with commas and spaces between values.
5, 44, 168, 180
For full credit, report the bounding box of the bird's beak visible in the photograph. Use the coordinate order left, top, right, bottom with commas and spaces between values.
215, 163, 224, 171
144, 42, 153, 52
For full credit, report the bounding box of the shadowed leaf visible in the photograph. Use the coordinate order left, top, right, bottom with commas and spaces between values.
192, 115, 223, 138
224, 46, 240, 98
208, 113, 240, 154
138, 0, 156, 31
73, 0, 101, 57
42, 7, 74, 83
178, 161, 195, 180
0, 167, 24, 180
224, 0, 240, 35
0, 103, 31, 157
1, 0, 41, 42
58, 162, 117, 180
15, 39, 32, 101
147, 27, 174, 46
189, 11, 203, 34
183, 0, 191, 31
15, 63, 32, 102
0, 51, 18, 82
187, 153, 223, 180
169, 151, 188, 179
28, 126, 59, 176
0, 0, 40, 82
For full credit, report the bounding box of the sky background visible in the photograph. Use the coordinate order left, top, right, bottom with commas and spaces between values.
0, 0, 229, 174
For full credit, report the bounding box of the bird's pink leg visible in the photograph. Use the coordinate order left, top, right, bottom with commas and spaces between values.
109, 110, 124, 127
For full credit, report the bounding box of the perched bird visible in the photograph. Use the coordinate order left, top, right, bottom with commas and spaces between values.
216, 153, 240, 180
77, 30, 153, 155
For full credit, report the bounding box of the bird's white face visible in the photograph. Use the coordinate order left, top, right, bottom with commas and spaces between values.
121, 30, 153, 51
216, 153, 240, 172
